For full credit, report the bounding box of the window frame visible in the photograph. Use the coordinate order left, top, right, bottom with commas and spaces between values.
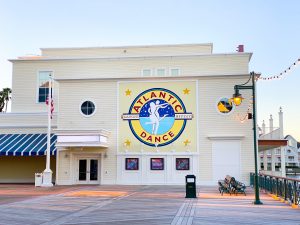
169, 68, 180, 76
79, 99, 97, 117
36, 70, 53, 104
141, 68, 153, 77
215, 97, 235, 115
156, 68, 166, 77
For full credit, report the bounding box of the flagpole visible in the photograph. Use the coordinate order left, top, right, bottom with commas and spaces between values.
41, 72, 53, 187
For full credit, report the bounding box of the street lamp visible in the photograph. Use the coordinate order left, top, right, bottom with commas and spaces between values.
231, 71, 263, 205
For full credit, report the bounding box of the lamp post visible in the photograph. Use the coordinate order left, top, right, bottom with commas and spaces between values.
231, 71, 262, 205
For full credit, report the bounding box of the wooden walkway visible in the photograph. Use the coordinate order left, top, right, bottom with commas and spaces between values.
0, 185, 299, 225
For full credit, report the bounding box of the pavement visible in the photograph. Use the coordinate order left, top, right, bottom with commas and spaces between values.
0, 184, 299, 225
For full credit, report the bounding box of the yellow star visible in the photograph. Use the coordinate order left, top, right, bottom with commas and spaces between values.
183, 88, 190, 95
183, 139, 191, 146
124, 139, 131, 147
125, 89, 132, 96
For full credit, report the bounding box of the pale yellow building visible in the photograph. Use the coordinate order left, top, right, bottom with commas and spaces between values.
0, 43, 255, 185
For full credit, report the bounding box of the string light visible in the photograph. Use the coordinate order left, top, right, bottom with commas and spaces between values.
234, 97, 253, 123
258, 58, 300, 81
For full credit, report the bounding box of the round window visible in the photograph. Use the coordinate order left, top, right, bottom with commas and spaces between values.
80, 101, 96, 116
216, 97, 234, 115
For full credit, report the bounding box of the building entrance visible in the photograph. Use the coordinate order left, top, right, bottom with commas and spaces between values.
76, 158, 100, 184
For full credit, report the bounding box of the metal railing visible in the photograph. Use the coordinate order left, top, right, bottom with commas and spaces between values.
250, 172, 300, 206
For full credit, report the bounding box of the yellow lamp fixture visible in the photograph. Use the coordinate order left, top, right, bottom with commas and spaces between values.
231, 90, 244, 106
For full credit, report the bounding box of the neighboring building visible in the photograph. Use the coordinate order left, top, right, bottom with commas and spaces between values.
284, 135, 300, 167
259, 108, 299, 176
298, 142, 300, 163
0, 43, 255, 185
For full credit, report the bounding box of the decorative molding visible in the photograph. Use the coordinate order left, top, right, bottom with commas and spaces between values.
117, 152, 199, 156
9, 52, 252, 63
0, 112, 57, 116
0, 125, 57, 128
54, 129, 110, 136
207, 135, 245, 140
55, 130, 110, 148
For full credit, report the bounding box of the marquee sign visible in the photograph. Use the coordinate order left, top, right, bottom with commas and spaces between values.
118, 81, 197, 152
122, 88, 193, 147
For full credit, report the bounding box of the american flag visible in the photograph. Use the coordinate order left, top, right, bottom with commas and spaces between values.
46, 96, 54, 119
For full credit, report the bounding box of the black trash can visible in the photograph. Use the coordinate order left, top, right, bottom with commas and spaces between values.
185, 174, 197, 198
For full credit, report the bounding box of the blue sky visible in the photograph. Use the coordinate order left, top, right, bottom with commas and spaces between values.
0, 0, 299, 140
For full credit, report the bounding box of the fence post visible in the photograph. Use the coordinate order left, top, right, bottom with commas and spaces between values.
284, 179, 287, 201
293, 181, 297, 206
276, 178, 279, 197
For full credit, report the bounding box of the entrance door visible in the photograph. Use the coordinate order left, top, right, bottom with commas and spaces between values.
212, 141, 241, 182
77, 158, 99, 184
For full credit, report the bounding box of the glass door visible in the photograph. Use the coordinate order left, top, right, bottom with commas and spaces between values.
77, 158, 99, 184
79, 159, 87, 181
89, 159, 98, 182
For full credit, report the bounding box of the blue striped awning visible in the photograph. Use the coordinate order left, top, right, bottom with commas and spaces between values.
0, 134, 57, 156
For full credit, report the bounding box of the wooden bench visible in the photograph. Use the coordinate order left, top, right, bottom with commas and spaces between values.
218, 175, 246, 196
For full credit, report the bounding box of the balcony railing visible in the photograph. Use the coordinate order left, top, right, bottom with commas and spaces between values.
250, 172, 300, 207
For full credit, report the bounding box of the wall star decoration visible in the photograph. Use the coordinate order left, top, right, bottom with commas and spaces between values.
183, 88, 190, 95
183, 139, 191, 146
124, 139, 131, 147
125, 89, 132, 96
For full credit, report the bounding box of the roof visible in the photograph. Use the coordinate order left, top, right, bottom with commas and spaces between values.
40, 43, 214, 51
0, 134, 57, 156
258, 139, 288, 151
8, 43, 252, 62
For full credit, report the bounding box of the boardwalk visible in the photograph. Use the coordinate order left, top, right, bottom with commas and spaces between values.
0, 185, 299, 225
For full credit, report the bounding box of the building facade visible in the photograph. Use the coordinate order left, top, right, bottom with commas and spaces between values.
0, 43, 255, 185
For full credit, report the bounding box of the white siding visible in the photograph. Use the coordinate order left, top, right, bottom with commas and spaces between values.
41, 44, 213, 58
0, 113, 57, 134
10, 54, 249, 112
198, 76, 253, 184
57, 81, 117, 184
5, 44, 254, 185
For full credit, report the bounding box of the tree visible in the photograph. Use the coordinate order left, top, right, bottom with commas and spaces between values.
0, 87, 12, 112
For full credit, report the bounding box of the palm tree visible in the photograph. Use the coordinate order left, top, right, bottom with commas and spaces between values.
0, 88, 12, 112
0, 91, 4, 112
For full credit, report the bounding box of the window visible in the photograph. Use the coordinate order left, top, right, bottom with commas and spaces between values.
125, 158, 139, 170
38, 71, 52, 103
156, 69, 165, 76
142, 69, 152, 77
288, 156, 294, 160
176, 158, 190, 170
277, 157, 281, 162
170, 68, 180, 76
216, 97, 234, 114
150, 158, 164, 170
80, 101, 96, 116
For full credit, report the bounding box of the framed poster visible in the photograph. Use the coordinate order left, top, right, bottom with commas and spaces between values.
150, 158, 164, 170
125, 158, 139, 170
176, 158, 190, 170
